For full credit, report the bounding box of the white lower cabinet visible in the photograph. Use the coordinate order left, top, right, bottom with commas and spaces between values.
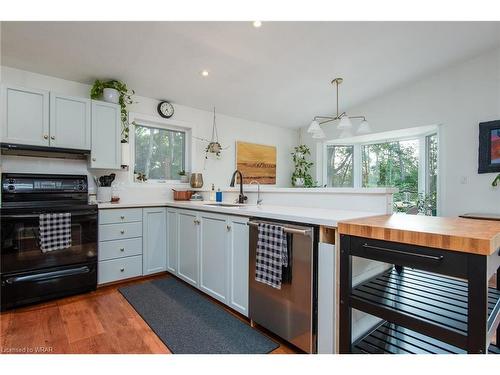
166, 208, 178, 274
98, 206, 250, 317
98, 206, 166, 284
143, 207, 167, 275
177, 210, 200, 287
199, 212, 229, 303
166, 208, 249, 316
98, 255, 143, 284
227, 216, 249, 316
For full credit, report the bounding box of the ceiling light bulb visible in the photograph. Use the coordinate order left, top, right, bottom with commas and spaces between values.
253, 21, 262, 28
357, 119, 372, 134
307, 120, 321, 134
201, 70, 209, 77
337, 115, 352, 130
312, 127, 326, 139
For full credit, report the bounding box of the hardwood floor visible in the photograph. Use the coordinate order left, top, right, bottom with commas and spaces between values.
0, 273, 298, 354
2, 272, 497, 354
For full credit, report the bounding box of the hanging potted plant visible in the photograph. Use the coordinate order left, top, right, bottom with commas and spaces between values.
90, 79, 135, 143
291, 144, 315, 187
194, 107, 229, 168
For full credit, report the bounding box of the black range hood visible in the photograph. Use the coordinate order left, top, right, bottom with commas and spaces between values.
1, 143, 90, 160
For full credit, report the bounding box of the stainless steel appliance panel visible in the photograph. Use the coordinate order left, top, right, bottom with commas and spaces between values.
249, 220, 317, 353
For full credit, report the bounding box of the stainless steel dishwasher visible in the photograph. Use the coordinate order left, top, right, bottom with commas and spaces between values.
248, 219, 318, 353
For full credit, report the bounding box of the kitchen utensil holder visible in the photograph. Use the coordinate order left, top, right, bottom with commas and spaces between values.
97, 186, 112, 203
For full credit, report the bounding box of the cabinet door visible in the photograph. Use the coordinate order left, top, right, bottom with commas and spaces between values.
142, 207, 167, 275
199, 212, 229, 303
228, 216, 249, 316
177, 210, 199, 287
166, 208, 178, 274
1, 85, 49, 146
90, 100, 121, 169
50, 93, 91, 150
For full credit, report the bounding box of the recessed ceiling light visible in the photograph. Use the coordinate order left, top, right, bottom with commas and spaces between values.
253, 21, 262, 28
201, 70, 209, 77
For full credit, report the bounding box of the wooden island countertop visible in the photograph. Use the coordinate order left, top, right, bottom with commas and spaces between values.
338, 214, 500, 255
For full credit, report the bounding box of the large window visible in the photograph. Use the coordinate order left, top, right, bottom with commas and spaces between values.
134, 123, 186, 181
324, 128, 439, 215
326, 145, 354, 187
362, 139, 420, 207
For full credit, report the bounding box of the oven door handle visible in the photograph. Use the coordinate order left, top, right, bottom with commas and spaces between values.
2, 211, 97, 219
4, 266, 91, 284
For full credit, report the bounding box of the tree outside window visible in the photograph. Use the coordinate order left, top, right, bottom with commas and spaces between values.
326, 145, 354, 187
134, 124, 185, 181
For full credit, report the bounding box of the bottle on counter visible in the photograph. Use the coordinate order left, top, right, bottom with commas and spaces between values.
216, 188, 222, 203
209, 184, 216, 201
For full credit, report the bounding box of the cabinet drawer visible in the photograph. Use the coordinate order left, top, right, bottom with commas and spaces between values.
346, 235, 468, 278
98, 255, 142, 284
99, 208, 142, 224
99, 222, 142, 242
99, 237, 143, 261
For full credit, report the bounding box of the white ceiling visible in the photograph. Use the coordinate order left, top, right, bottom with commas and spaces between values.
2, 21, 500, 128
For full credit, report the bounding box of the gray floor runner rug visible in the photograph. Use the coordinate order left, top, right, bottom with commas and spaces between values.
119, 277, 279, 354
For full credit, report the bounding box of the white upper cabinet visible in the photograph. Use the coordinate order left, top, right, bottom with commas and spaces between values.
142, 207, 167, 275
50, 93, 91, 150
90, 100, 121, 169
1, 84, 50, 146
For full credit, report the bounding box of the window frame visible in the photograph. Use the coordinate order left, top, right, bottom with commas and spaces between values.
322, 125, 441, 213
128, 113, 193, 185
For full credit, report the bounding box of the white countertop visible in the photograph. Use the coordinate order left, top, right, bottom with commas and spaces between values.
98, 200, 378, 227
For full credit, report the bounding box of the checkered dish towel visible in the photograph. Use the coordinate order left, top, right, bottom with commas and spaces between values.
255, 223, 288, 289
39, 213, 72, 253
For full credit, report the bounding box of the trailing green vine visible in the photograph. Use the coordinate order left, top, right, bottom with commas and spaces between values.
492, 173, 500, 187
90, 79, 135, 142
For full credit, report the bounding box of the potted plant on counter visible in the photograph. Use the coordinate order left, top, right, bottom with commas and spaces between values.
291, 144, 315, 187
178, 170, 189, 183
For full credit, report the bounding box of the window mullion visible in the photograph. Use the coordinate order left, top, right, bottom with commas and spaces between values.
354, 144, 362, 188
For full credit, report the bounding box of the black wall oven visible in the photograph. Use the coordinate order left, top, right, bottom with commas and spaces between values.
1, 173, 97, 310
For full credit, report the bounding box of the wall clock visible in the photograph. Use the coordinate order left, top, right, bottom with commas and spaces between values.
157, 101, 174, 118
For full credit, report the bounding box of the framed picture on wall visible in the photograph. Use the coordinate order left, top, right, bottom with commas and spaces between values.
478, 120, 500, 173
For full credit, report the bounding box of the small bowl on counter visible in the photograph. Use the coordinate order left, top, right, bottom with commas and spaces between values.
172, 189, 194, 201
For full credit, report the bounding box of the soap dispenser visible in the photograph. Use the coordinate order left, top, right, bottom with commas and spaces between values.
209, 184, 216, 201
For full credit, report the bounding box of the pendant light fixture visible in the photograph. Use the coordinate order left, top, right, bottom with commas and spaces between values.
306, 77, 371, 139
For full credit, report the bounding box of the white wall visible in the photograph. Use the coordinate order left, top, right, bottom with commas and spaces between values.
303, 48, 500, 217
0, 66, 298, 199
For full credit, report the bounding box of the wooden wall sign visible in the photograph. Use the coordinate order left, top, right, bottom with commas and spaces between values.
236, 141, 277, 184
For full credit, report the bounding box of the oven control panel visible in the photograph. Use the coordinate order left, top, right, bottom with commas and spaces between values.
1, 173, 88, 194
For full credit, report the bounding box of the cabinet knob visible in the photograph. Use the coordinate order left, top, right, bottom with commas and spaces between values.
50, 136, 55, 140
120, 230, 125, 234
194, 219, 200, 225
120, 268, 124, 272
43, 135, 49, 139
120, 215, 125, 219
120, 247, 125, 252
92, 158, 96, 162
227, 225, 231, 231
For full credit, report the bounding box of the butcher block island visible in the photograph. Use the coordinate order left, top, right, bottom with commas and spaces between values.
337, 214, 500, 354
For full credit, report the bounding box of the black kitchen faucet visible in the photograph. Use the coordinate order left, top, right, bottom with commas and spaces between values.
230, 170, 248, 204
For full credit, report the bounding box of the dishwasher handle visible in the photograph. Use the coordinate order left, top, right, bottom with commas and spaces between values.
247, 221, 312, 237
